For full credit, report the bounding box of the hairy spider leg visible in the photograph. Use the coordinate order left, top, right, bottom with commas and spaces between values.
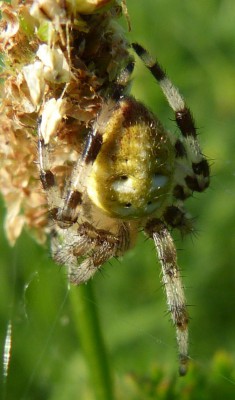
132, 43, 210, 201
111, 60, 135, 100
145, 218, 189, 376
163, 204, 195, 237
54, 127, 103, 225
52, 221, 131, 284
37, 117, 62, 218
37, 115, 101, 226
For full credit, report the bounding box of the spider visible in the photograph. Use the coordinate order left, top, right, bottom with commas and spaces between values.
37, 43, 210, 375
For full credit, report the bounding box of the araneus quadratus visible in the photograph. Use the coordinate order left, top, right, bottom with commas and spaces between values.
38, 43, 210, 375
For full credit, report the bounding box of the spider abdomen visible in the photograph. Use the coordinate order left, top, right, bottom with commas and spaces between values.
87, 98, 175, 219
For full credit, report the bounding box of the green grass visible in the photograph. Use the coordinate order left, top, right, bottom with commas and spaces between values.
1, 0, 235, 398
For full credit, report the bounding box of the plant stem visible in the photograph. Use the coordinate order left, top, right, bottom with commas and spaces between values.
69, 282, 114, 400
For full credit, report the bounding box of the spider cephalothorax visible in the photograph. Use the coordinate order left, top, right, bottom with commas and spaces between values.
38, 43, 209, 375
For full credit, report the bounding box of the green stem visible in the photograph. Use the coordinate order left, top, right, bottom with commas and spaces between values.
69, 282, 114, 400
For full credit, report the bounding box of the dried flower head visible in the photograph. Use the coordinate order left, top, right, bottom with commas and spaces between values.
0, 0, 131, 245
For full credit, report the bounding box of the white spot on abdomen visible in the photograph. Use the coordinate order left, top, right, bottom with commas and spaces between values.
111, 177, 136, 193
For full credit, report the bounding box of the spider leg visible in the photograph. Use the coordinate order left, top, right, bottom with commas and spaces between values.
56, 125, 103, 225
111, 60, 134, 100
163, 205, 195, 236
132, 43, 210, 200
51, 221, 131, 284
145, 218, 189, 376
37, 117, 62, 217
37, 112, 104, 227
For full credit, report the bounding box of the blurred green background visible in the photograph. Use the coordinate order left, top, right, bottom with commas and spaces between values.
1, 0, 235, 398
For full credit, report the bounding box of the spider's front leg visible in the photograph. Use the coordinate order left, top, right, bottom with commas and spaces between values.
145, 218, 189, 376
37, 107, 104, 227
56, 126, 104, 226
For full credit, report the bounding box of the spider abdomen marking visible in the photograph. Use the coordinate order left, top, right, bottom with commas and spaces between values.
87, 97, 175, 219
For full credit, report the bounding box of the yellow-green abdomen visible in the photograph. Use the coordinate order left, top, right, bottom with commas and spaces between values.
87, 97, 175, 219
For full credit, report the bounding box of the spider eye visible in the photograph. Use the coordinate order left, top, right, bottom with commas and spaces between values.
124, 202, 132, 208
120, 175, 128, 180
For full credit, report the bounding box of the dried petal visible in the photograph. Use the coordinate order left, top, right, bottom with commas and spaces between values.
30, 0, 66, 21
37, 44, 70, 83
23, 61, 45, 106
40, 98, 66, 144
